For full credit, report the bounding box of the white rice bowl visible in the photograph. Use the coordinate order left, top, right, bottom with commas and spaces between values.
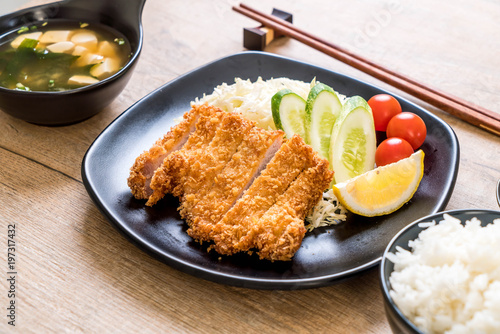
387, 214, 500, 333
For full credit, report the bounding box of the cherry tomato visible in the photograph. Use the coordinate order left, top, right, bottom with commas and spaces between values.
368, 94, 402, 131
375, 137, 414, 167
386, 112, 427, 149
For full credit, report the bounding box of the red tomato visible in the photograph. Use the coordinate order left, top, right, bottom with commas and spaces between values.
386, 112, 427, 149
375, 137, 414, 167
368, 94, 402, 131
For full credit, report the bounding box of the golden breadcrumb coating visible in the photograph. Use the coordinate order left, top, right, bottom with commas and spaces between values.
185, 127, 284, 242
146, 105, 223, 206
253, 155, 332, 261
178, 113, 255, 219
129, 108, 334, 261
127, 106, 201, 199
210, 135, 316, 256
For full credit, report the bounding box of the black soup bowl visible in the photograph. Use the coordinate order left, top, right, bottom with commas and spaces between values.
0, 0, 146, 125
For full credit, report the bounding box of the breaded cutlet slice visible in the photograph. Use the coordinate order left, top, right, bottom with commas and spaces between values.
127, 106, 203, 199
185, 127, 284, 242
253, 155, 333, 261
178, 113, 255, 220
210, 135, 315, 255
146, 105, 224, 206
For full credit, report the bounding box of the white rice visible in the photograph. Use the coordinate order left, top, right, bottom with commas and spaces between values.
387, 213, 500, 333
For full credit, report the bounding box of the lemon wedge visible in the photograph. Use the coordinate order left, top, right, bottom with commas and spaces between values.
332, 150, 425, 217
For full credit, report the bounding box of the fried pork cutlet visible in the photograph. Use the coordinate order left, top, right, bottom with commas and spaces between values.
185, 127, 284, 242
127, 106, 201, 199
253, 155, 332, 261
178, 113, 255, 219
130, 108, 333, 261
210, 135, 316, 256
146, 106, 224, 206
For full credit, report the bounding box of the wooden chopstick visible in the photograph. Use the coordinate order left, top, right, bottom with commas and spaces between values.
233, 4, 500, 136
240, 4, 500, 123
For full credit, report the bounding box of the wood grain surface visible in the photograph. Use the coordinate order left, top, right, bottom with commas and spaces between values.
1, 0, 499, 333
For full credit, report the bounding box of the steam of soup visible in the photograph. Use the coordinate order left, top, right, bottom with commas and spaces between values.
0, 21, 132, 92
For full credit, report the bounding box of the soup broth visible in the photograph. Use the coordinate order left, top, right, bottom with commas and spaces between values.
0, 20, 132, 92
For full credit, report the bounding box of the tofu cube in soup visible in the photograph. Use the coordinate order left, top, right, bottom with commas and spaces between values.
75, 53, 104, 67
68, 75, 99, 86
46, 41, 75, 53
97, 41, 119, 58
71, 31, 98, 51
10, 32, 43, 48
72, 45, 88, 56
39, 30, 72, 44
90, 58, 121, 79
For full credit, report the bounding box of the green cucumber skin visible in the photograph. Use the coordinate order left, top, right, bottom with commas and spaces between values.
330, 95, 376, 183
271, 88, 293, 131
331, 96, 373, 140
305, 82, 342, 157
271, 88, 306, 139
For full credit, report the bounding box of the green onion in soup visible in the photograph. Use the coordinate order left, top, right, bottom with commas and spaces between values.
0, 21, 131, 92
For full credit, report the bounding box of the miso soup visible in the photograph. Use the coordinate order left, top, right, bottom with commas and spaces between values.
0, 20, 132, 92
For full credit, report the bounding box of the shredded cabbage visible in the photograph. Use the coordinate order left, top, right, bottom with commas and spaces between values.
305, 189, 348, 231
193, 77, 316, 130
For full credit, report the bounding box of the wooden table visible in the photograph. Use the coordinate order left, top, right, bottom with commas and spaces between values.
1, 0, 499, 332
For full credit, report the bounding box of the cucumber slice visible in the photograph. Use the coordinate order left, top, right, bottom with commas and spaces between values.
271, 89, 307, 140
329, 96, 376, 184
305, 83, 342, 163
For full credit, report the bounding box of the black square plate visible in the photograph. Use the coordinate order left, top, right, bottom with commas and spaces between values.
82, 51, 459, 290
